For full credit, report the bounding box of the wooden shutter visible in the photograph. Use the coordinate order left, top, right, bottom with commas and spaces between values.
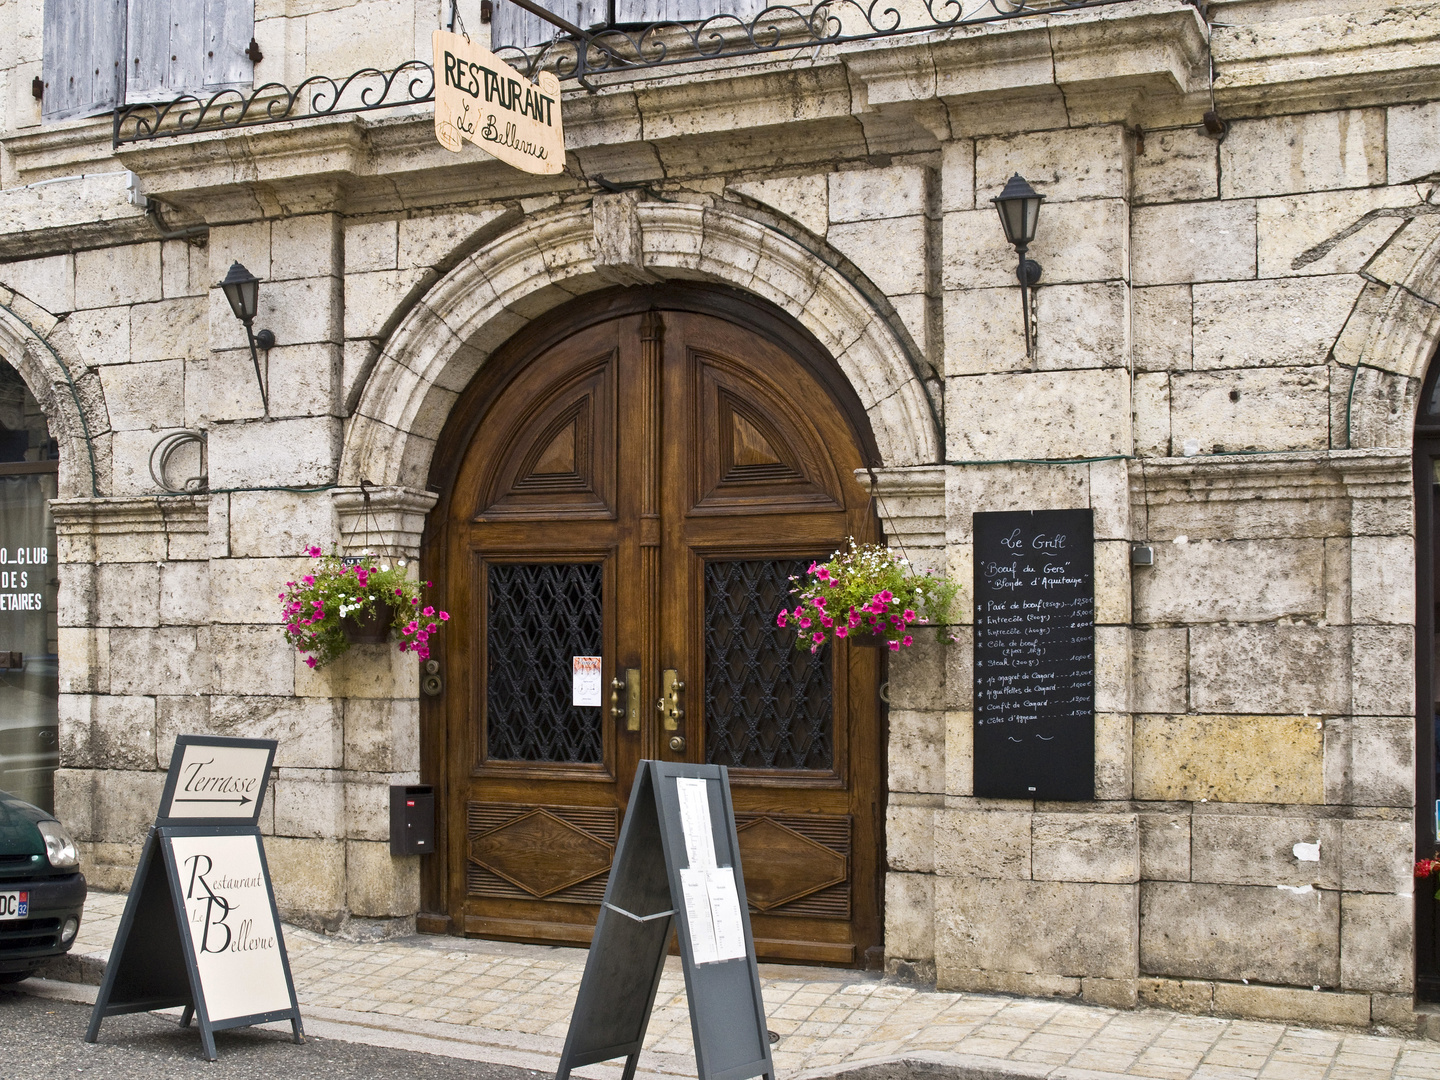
126, 0, 255, 103
613, 0, 768, 25
40, 0, 126, 122
490, 0, 608, 51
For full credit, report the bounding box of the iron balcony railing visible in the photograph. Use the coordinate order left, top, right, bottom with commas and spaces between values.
112, 0, 1158, 147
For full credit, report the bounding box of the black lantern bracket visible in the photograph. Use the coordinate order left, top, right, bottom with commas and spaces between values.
217, 262, 277, 417
991, 173, 1045, 361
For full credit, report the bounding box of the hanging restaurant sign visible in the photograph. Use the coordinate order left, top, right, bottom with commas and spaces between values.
431, 29, 564, 175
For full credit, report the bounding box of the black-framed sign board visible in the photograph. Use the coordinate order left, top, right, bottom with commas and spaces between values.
973, 508, 1096, 801
557, 760, 773, 1080
85, 735, 303, 1061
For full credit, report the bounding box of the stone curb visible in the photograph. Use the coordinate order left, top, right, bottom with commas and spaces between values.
796, 1053, 1077, 1080
32, 946, 107, 986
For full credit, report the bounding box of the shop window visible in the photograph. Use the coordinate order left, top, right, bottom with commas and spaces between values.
0, 363, 59, 812
491, 0, 770, 51
40, 0, 255, 122
1415, 353, 1440, 1001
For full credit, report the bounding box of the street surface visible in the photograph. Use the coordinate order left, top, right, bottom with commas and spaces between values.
0, 989, 551, 1079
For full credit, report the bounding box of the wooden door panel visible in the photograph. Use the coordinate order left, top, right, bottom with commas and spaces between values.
479, 354, 616, 519
467, 802, 618, 902
438, 297, 881, 965
692, 354, 844, 514
663, 309, 881, 966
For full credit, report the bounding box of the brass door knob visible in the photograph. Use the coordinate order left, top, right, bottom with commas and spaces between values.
668, 735, 686, 752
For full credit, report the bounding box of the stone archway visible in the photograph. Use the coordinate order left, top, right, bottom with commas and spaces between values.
340, 195, 941, 492
0, 300, 107, 499
1338, 220, 1440, 448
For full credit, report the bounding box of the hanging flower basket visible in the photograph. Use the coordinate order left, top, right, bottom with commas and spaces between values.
280, 546, 449, 669
843, 631, 894, 649
778, 539, 961, 653
339, 600, 397, 645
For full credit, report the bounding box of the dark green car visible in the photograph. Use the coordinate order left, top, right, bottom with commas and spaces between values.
0, 789, 84, 983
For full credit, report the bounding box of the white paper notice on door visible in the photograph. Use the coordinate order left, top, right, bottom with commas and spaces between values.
675, 777, 717, 870
572, 656, 602, 707
679, 866, 746, 965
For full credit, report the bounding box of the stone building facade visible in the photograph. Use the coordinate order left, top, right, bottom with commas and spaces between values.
0, 0, 1437, 1034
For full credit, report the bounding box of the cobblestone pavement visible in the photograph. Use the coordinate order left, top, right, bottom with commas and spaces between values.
46, 892, 1440, 1080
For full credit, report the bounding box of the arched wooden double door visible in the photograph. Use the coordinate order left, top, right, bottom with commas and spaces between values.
425, 288, 883, 965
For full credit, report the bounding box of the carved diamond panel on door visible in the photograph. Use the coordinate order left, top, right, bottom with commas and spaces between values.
734, 814, 851, 919
468, 803, 618, 902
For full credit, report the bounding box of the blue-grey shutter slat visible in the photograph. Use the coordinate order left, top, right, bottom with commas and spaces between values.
41, 0, 125, 122
126, 0, 172, 102
614, 0, 768, 25
490, 0, 608, 51
126, 0, 254, 104
205, 0, 255, 88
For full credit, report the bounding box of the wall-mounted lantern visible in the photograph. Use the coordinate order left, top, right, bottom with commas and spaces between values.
991, 173, 1045, 360
217, 261, 276, 415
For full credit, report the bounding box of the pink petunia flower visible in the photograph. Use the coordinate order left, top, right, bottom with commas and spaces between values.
305, 655, 318, 668
835, 626, 848, 638
902, 635, 913, 646
776, 612, 787, 627
888, 640, 901, 651
439, 611, 450, 621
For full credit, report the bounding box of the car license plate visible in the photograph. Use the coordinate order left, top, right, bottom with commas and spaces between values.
0, 891, 28, 919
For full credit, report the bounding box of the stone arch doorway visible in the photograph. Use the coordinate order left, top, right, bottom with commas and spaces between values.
420, 284, 887, 966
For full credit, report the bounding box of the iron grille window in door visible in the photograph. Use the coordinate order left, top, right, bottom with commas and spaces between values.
486, 562, 604, 763
704, 559, 833, 770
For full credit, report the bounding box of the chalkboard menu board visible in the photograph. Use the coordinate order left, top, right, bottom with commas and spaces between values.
973, 509, 1095, 801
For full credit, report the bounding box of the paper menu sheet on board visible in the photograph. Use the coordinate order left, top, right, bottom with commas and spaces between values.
675, 778, 717, 870
679, 866, 746, 964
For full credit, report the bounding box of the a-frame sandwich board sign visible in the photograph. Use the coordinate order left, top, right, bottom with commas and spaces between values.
85, 734, 304, 1061
557, 760, 774, 1080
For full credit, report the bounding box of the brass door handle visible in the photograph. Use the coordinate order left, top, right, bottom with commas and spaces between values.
658, 668, 684, 731
614, 668, 640, 731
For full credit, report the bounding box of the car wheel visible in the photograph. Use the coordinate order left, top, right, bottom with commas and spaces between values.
0, 972, 31, 985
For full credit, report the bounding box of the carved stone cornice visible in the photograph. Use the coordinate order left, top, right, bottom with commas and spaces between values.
330, 486, 438, 559
857, 465, 946, 553
1213, 0, 1440, 117
50, 495, 209, 563
11, 2, 1211, 221
1128, 448, 1410, 502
